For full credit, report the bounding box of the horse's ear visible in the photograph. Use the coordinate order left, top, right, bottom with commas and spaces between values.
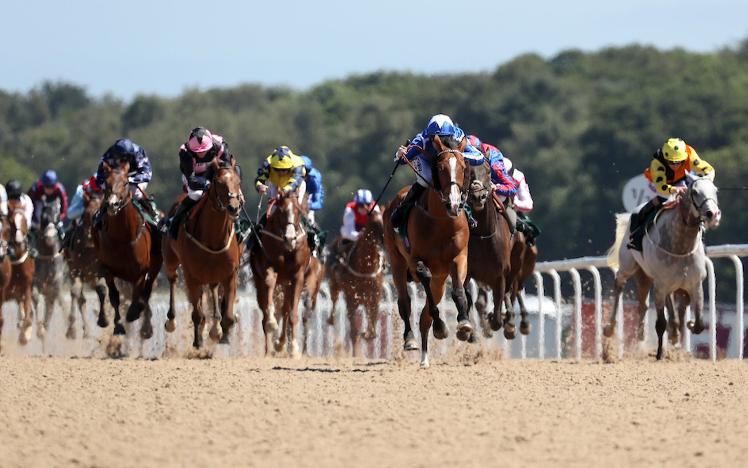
459, 136, 467, 152
103, 161, 111, 173
211, 157, 220, 170
432, 135, 445, 152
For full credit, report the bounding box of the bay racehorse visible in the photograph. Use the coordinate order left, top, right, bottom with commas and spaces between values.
326, 206, 385, 356
464, 160, 515, 340
32, 199, 64, 339
249, 192, 311, 358
0, 215, 13, 351
383, 135, 472, 368
6, 201, 35, 345
93, 161, 162, 341
63, 191, 107, 339
163, 158, 244, 349
605, 175, 721, 359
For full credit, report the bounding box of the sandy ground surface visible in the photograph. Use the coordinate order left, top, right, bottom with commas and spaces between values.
1, 356, 747, 468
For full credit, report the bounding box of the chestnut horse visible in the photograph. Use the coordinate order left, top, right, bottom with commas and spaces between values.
326, 207, 385, 356
463, 161, 514, 340
249, 192, 311, 358
6, 202, 35, 345
32, 199, 64, 340
163, 158, 244, 349
0, 215, 13, 351
63, 192, 107, 339
93, 161, 162, 340
383, 135, 472, 368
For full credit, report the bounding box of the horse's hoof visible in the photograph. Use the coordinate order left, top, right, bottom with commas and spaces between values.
488, 313, 502, 331
97, 315, 109, 328
290, 341, 301, 359
456, 320, 473, 342
687, 320, 705, 335
265, 319, 278, 334
209, 325, 223, 342
603, 323, 616, 338
404, 333, 419, 351
66, 326, 76, 340
481, 326, 493, 338
19, 328, 31, 345
113, 323, 126, 336
165, 319, 176, 333
140, 323, 153, 340
126, 304, 143, 323
432, 318, 449, 340
273, 339, 284, 353
520, 321, 531, 336
504, 324, 516, 340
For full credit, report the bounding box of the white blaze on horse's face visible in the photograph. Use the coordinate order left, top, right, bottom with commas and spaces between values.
284, 206, 297, 248
13, 211, 24, 244
448, 156, 461, 214
44, 222, 57, 246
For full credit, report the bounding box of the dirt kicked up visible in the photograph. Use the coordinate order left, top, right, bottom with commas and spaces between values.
1, 357, 747, 467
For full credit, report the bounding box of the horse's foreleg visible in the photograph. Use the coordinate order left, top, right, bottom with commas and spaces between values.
186, 282, 204, 349
474, 286, 493, 337
634, 271, 652, 342
94, 277, 108, 331
126, 277, 146, 323
287, 272, 306, 359
450, 257, 472, 342
666, 294, 680, 346
415, 261, 448, 340
219, 274, 238, 345
165, 269, 177, 333
497, 275, 515, 340
390, 257, 416, 351
687, 284, 705, 335
105, 275, 124, 336
653, 287, 668, 360
208, 283, 223, 343
604, 275, 626, 338
516, 286, 531, 336
68, 278, 83, 339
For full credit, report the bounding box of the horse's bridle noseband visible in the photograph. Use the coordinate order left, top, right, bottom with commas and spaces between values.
435, 149, 468, 214
687, 178, 718, 224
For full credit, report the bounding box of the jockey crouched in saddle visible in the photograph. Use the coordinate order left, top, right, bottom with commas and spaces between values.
249, 146, 318, 251
391, 114, 513, 233
28, 170, 68, 242
4, 180, 34, 258
332, 189, 380, 261
62, 174, 102, 249
627, 137, 715, 251
160, 127, 242, 240
301, 155, 326, 256
93, 138, 159, 229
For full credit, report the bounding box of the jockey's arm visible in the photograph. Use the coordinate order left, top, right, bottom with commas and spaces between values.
67, 185, 85, 221
21, 194, 34, 227
281, 165, 305, 193
489, 157, 518, 197
689, 148, 715, 181
254, 160, 271, 192
395, 134, 424, 163
58, 185, 68, 221
340, 207, 359, 241
129, 150, 153, 185
513, 170, 533, 212
649, 159, 678, 197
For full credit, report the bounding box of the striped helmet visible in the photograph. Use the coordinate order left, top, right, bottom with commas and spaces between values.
354, 189, 373, 206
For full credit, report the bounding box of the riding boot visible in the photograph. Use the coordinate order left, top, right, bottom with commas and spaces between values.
166, 198, 197, 240
391, 183, 426, 231
502, 206, 517, 234
627, 199, 659, 251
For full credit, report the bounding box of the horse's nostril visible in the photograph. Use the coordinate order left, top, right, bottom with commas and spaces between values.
706, 210, 714, 220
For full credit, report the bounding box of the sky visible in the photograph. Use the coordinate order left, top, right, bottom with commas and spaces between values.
2, 0, 747, 100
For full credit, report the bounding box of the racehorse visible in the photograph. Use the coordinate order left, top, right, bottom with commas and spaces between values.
63, 191, 107, 339
6, 201, 35, 345
32, 198, 64, 339
301, 255, 324, 356
93, 161, 162, 341
605, 176, 721, 359
463, 160, 515, 339
326, 206, 385, 356
504, 230, 538, 336
0, 215, 13, 351
249, 192, 311, 358
163, 158, 244, 349
383, 135, 472, 368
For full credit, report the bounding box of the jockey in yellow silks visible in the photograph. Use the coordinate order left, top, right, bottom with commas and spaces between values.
255, 146, 307, 200
627, 138, 715, 251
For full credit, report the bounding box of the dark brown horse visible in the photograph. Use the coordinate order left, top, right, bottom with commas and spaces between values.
326, 207, 385, 356
301, 255, 324, 356
0, 215, 13, 352
93, 161, 162, 341
383, 135, 472, 368
249, 192, 311, 358
504, 230, 538, 335
63, 192, 107, 339
464, 161, 514, 339
163, 158, 244, 349
6, 202, 35, 345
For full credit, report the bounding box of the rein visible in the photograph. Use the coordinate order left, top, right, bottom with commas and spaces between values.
185, 224, 236, 254
10, 250, 30, 265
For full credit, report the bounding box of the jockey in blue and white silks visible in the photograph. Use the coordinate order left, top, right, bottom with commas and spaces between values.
301, 155, 324, 224
390, 114, 484, 228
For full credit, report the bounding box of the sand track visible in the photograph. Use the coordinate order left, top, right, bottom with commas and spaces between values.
1, 357, 747, 467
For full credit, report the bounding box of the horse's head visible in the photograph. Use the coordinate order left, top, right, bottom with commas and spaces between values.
467, 160, 492, 211
209, 158, 244, 219
268, 191, 305, 250
364, 205, 385, 242
103, 160, 131, 215
0, 216, 10, 258
432, 135, 468, 216
8, 203, 29, 254
685, 175, 721, 229
40, 199, 61, 249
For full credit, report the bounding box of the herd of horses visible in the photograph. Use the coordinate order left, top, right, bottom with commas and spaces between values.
0, 138, 721, 365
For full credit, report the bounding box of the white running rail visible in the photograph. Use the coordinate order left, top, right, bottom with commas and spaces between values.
532, 244, 748, 362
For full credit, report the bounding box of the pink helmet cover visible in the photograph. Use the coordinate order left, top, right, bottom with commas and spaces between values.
188, 128, 214, 153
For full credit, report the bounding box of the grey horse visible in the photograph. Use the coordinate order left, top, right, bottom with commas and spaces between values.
605, 175, 721, 359
32, 199, 65, 340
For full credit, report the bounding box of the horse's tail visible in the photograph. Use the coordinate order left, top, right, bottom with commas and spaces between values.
606, 212, 631, 269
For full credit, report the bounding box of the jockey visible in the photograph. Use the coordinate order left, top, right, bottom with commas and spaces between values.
67, 175, 101, 222
628, 138, 715, 251
301, 156, 324, 224
0, 183, 7, 218
94, 138, 156, 228
162, 127, 238, 239
503, 157, 541, 245
28, 170, 68, 230
255, 146, 306, 200
391, 114, 495, 230
5, 180, 34, 227
467, 135, 519, 232
334, 189, 380, 259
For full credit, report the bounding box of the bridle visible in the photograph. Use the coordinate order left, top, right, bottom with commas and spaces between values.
688, 178, 718, 223
260, 194, 307, 244
434, 149, 468, 215
209, 167, 244, 216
